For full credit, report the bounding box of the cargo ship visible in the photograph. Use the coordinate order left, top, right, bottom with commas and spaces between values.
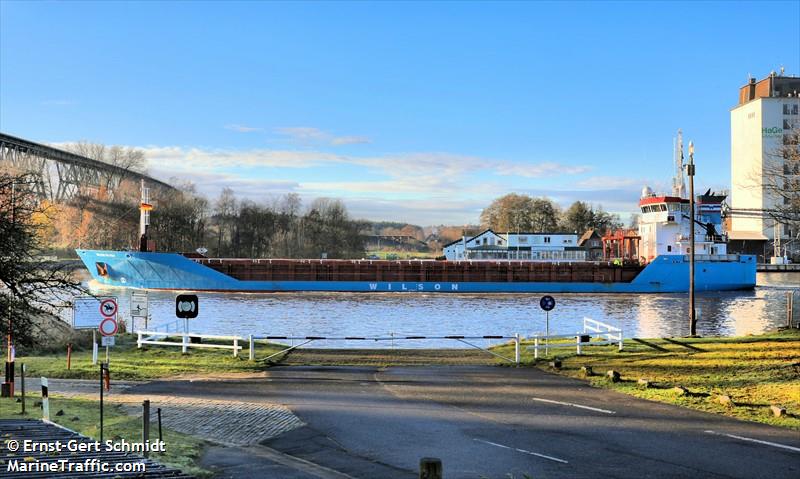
76, 166, 757, 293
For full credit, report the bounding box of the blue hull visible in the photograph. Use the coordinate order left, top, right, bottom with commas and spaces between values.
76, 250, 757, 293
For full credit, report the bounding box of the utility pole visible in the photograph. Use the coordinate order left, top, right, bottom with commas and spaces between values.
688, 141, 697, 336
2, 182, 16, 397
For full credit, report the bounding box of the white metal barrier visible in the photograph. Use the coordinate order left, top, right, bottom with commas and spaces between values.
527, 317, 623, 358
136, 331, 243, 356
250, 334, 522, 365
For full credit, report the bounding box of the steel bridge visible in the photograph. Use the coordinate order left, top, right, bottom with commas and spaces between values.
0, 131, 174, 202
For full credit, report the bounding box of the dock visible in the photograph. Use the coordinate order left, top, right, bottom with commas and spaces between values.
758, 263, 800, 272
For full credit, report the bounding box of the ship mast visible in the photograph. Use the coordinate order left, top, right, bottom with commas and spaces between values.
672, 129, 686, 198
139, 179, 153, 252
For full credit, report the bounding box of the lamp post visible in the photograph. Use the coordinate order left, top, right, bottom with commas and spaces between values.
688, 141, 696, 336
2, 182, 16, 397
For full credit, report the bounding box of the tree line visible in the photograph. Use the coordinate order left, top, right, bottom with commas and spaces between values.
479, 193, 623, 235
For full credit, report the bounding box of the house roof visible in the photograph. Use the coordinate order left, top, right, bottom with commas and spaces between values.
577, 229, 601, 246
442, 228, 504, 248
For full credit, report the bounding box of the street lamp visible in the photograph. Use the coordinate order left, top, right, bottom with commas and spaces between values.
2, 181, 17, 397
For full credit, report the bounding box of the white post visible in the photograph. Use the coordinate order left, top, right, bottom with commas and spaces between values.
249, 334, 254, 361
136, 332, 142, 350
534, 336, 539, 359
618, 329, 624, 351
514, 334, 520, 365
233, 337, 239, 357
92, 330, 99, 364
41, 377, 49, 421
545, 311, 550, 357
182, 319, 188, 354
576, 333, 582, 355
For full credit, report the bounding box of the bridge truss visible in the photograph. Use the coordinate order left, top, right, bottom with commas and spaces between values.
0, 132, 174, 202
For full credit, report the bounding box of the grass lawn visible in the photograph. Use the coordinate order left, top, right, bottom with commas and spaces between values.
14, 333, 286, 381
0, 394, 210, 477
492, 329, 800, 429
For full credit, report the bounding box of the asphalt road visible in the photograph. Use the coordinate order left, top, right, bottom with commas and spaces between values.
132, 366, 800, 479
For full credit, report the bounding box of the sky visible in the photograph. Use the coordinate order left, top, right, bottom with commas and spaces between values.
1, 1, 798, 226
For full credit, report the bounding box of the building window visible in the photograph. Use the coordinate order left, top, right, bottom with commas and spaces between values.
667, 245, 672, 252
544, 237, 551, 243
483, 238, 488, 245
784, 104, 799, 115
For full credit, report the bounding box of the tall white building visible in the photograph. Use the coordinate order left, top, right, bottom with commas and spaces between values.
729, 71, 800, 260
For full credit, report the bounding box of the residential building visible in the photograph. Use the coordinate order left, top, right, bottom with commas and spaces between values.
442, 229, 585, 261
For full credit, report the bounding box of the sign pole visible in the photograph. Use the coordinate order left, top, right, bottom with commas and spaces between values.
545, 310, 550, 357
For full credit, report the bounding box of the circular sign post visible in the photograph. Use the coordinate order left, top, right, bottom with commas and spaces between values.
539, 295, 556, 356
99, 298, 118, 318
99, 317, 118, 337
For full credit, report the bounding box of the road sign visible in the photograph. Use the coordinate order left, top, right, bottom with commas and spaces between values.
130, 291, 148, 318
99, 298, 118, 318
176, 294, 199, 319
99, 317, 118, 337
539, 295, 556, 311
73, 296, 116, 329
101, 336, 116, 347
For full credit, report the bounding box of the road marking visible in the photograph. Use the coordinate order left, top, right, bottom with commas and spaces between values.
704, 430, 800, 453
474, 438, 569, 464
531, 397, 616, 415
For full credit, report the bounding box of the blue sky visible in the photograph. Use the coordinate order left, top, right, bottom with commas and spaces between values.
1, 0, 798, 225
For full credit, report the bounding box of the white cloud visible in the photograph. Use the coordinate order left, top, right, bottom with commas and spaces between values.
494, 162, 591, 178
224, 124, 263, 133
331, 136, 371, 145
274, 126, 371, 146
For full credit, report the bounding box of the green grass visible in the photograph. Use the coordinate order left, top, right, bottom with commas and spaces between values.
492, 329, 800, 429
0, 394, 210, 477
16, 333, 286, 381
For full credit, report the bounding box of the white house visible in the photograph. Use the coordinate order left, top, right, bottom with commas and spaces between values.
443, 229, 584, 261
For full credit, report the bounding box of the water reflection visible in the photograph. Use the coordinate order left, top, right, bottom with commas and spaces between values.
78, 272, 798, 348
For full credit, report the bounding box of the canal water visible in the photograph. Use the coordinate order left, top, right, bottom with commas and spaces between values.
78, 272, 799, 348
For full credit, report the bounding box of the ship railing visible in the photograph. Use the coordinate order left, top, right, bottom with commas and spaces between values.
136, 330, 243, 356
527, 317, 623, 358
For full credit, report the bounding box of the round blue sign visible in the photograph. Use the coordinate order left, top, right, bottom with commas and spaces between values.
539, 295, 556, 311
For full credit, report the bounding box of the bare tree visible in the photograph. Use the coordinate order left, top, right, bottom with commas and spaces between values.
0, 171, 83, 346
762, 127, 800, 230
60, 141, 147, 200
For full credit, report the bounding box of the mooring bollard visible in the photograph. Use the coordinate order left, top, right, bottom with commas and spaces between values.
249, 334, 255, 361
419, 457, 442, 479
142, 400, 150, 458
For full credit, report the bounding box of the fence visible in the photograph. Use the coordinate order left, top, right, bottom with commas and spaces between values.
136, 331, 243, 356
527, 317, 623, 358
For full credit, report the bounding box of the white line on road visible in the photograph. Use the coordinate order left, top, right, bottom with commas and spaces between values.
704, 430, 800, 453
532, 397, 616, 415
474, 438, 569, 464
